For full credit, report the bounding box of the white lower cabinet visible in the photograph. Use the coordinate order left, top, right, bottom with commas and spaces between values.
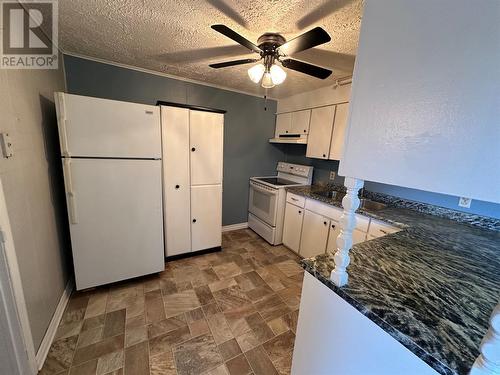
283, 203, 304, 253
191, 185, 222, 252
326, 220, 341, 253
299, 210, 330, 258
283, 192, 401, 258
353, 229, 367, 244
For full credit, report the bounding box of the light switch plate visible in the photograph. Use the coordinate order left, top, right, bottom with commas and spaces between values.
0, 133, 13, 158
329, 171, 336, 181
458, 197, 471, 208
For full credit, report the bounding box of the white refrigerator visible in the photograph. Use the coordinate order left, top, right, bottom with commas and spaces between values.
55, 92, 165, 290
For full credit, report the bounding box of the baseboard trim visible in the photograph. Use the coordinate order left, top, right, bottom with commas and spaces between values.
36, 279, 73, 370
222, 222, 248, 232
165, 246, 222, 261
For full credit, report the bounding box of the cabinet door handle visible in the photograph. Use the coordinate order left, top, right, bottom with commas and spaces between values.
380, 229, 388, 235
290, 197, 298, 201
175, 184, 180, 189
192, 219, 197, 223
191, 147, 196, 152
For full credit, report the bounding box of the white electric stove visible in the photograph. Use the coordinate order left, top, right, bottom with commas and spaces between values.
248, 162, 313, 245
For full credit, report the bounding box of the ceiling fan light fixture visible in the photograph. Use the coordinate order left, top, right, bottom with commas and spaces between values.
270, 64, 286, 85
261, 72, 275, 88
248, 63, 265, 83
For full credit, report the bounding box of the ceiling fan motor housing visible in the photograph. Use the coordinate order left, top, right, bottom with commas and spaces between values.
257, 33, 286, 56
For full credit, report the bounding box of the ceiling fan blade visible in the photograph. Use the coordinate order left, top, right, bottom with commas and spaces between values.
209, 58, 260, 68
278, 27, 331, 56
281, 59, 332, 79
211, 25, 262, 54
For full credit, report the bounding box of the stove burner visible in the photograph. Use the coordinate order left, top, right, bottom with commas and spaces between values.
256, 177, 297, 186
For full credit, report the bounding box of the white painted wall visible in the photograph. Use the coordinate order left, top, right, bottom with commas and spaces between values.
277, 83, 352, 113
339, 0, 500, 203
0, 59, 68, 351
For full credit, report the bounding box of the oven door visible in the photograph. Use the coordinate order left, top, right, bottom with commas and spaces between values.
248, 180, 278, 227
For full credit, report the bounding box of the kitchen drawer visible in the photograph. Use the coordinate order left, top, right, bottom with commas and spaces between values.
305, 198, 343, 221
287, 192, 306, 208
368, 219, 400, 238
355, 214, 370, 233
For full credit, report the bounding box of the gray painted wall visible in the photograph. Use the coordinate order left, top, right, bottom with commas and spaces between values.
0, 60, 70, 350
63, 55, 285, 225
285, 145, 500, 219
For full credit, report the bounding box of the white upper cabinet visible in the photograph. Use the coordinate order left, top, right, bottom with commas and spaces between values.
291, 110, 311, 135
306, 106, 336, 159
329, 103, 349, 160
189, 111, 224, 185
275, 112, 292, 137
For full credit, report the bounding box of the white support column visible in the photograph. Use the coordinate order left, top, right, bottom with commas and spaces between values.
470, 302, 500, 375
330, 177, 364, 287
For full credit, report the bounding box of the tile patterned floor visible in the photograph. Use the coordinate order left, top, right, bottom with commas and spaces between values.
40, 229, 304, 375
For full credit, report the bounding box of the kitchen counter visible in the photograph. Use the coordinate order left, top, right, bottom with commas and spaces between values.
287, 185, 500, 375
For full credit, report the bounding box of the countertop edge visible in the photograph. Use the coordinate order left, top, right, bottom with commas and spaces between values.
301, 260, 456, 375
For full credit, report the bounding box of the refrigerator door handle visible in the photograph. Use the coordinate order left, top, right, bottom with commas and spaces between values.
56, 92, 70, 157
63, 158, 78, 224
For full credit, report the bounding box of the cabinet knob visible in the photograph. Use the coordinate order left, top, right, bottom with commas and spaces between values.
192, 219, 197, 223
285, 130, 289, 133
191, 147, 196, 152
298, 210, 302, 214
303, 129, 306, 133
332, 224, 336, 229
323, 221, 327, 225
322, 154, 326, 157
175, 185, 180, 189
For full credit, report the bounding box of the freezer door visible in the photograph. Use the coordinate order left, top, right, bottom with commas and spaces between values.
62, 158, 164, 290
55, 92, 161, 158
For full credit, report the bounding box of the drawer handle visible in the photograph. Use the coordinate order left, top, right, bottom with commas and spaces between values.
290, 197, 299, 201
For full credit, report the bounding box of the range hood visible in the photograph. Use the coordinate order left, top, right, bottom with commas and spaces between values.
269, 134, 308, 144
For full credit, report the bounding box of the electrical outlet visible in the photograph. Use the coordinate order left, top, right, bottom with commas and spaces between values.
329, 171, 336, 181
458, 197, 472, 208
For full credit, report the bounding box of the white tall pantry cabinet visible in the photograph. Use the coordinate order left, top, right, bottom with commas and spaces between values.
160, 105, 224, 257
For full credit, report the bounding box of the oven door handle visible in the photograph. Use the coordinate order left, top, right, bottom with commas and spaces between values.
250, 181, 278, 196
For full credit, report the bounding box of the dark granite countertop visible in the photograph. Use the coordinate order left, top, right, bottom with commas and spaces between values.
286, 185, 500, 375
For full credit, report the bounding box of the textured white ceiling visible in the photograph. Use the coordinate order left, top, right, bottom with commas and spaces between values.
58, 0, 363, 98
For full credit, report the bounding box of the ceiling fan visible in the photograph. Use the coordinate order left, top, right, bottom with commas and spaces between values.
209, 24, 332, 88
